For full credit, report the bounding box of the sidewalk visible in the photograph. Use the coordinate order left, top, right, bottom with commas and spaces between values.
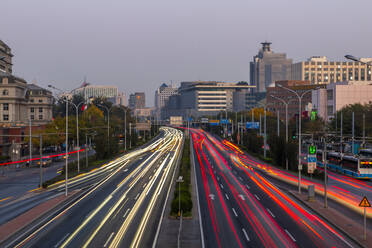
0, 190, 78, 244
289, 190, 372, 248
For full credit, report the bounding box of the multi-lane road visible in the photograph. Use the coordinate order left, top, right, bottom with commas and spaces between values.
190, 129, 358, 248
1, 127, 183, 248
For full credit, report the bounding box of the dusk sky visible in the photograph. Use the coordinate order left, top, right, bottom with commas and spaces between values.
1, 0, 371, 106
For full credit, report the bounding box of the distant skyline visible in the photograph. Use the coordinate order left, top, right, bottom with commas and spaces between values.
1, 0, 371, 106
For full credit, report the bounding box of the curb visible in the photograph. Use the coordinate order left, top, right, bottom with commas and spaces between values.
287, 190, 366, 248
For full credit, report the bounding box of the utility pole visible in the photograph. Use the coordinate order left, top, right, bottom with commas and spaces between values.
85, 134, 88, 168
259, 114, 262, 136
124, 109, 127, 151
264, 108, 267, 158
277, 110, 280, 137
129, 123, 132, 149
39, 134, 43, 188
340, 111, 343, 153
363, 113, 366, 148
65, 99, 69, 196
29, 119, 32, 166
323, 137, 328, 208
352, 112, 355, 154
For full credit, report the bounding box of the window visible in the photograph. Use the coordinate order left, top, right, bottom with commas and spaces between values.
3, 103, 8, 111
30, 115, 34, 120
30, 107, 34, 113
355, 69, 359, 80
3, 115, 9, 121
327, 90, 333, 100
2, 89, 8, 95
39, 107, 43, 113
38, 99, 43, 103
327, 106, 333, 115
30, 99, 34, 103
39, 115, 43, 120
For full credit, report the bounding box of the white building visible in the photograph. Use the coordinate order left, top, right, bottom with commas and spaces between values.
312, 81, 372, 121
73, 84, 118, 100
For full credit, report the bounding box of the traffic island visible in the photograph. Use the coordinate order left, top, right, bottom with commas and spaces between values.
289, 190, 371, 248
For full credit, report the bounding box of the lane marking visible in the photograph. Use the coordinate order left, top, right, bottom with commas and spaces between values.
54, 233, 70, 247
266, 208, 275, 218
232, 208, 238, 217
123, 208, 131, 218
123, 169, 128, 172
239, 176, 243, 181
104, 232, 115, 247
242, 228, 250, 241
285, 229, 296, 242
0, 196, 12, 202
135, 193, 140, 200
254, 194, 260, 201
225, 194, 229, 200
28, 187, 41, 193
149, 176, 152, 180
220, 184, 224, 189
245, 184, 250, 189
143, 183, 147, 188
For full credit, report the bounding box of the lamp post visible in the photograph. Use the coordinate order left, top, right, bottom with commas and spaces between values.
48, 85, 70, 196
277, 84, 316, 193
97, 103, 115, 149
70, 101, 85, 173
270, 95, 291, 170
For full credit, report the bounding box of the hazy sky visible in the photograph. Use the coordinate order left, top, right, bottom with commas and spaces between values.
1, 0, 371, 106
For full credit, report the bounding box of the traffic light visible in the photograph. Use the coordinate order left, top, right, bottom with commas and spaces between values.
308, 144, 316, 155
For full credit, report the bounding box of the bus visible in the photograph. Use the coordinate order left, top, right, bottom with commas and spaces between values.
316, 150, 372, 179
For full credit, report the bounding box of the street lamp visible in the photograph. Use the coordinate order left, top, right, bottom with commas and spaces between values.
97, 103, 115, 148
69, 101, 85, 173
277, 84, 316, 193
345, 55, 372, 68
48, 84, 70, 196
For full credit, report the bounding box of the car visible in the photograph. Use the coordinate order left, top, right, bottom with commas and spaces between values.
37, 158, 52, 167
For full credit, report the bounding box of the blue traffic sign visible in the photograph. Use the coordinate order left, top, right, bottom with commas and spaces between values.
246, 122, 259, 129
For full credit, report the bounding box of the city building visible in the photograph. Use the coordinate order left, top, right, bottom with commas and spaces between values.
0, 40, 13, 74
163, 81, 255, 118
128, 92, 145, 110
72, 83, 118, 101
0, 73, 53, 127
266, 80, 326, 120
154, 83, 178, 119
292, 56, 372, 84
312, 81, 372, 121
108, 92, 126, 106
250, 42, 292, 93
27, 84, 53, 125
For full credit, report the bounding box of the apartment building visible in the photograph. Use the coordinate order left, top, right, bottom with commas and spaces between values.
292, 56, 372, 84
128, 92, 145, 110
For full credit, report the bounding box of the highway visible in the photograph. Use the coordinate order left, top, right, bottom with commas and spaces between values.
1, 127, 183, 248
190, 129, 358, 248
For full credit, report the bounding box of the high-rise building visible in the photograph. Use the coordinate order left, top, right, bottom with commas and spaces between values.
292, 56, 372, 84
250, 42, 292, 93
128, 92, 145, 110
154, 83, 178, 119
0, 40, 13, 74
72, 83, 118, 100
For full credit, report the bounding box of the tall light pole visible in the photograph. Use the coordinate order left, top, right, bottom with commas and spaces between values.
278, 84, 316, 193
270, 95, 291, 170
264, 107, 267, 158
70, 101, 85, 173
97, 103, 114, 149
48, 85, 70, 196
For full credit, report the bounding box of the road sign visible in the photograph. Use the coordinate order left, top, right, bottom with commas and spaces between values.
201, 117, 209, 123
246, 122, 259, 129
308, 144, 316, 155
220, 119, 230, 124
359, 196, 371, 241
307, 154, 317, 173
359, 196, 371, 207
